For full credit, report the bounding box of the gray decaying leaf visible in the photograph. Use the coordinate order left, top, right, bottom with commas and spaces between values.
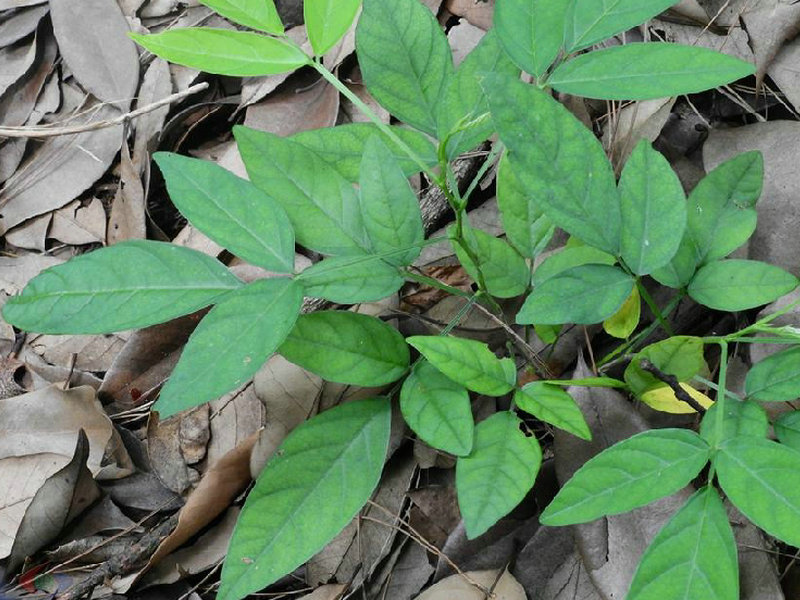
728, 503, 785, 600
49, 0, 139, 109
132, 58, 173, 173
603, 97, 676, 169
206, 382, 264, 466
0, 4, 48, 46
416, 568, 526, 600
108, 141, 147, 243
103, 470, 183, 512
749, 288, 800, 365
49, 198, 107, 245
367, 540, 434, 600
0, 33, 37, 98
444, 0, 492, 30
740, 0, 800, 86
146, 406, 208, 494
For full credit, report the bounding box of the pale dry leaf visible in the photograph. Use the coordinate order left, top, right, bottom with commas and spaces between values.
740, 0, 800, 86
0, 28, 56, 128
603, 97, 676, 168
651, 18, 753, 64
146, 407, 208, 494
64, 494, 139, 540
239, 26, 309, 108
29, 68, 62, 122
728, 503, 784, 600
0, 0, 46, 9
671, 0, 708, 22
28, 330, 125, 372
132, 57, 173, 173
299, 585, 348, 600
172, 223, 226, 257
0, 138, 29, 185
49, 198, 107, 245
0, 253, 63, 295
108, 142, 147, 243
207, 382, 264, 466
4, 213, 50, 251
104, 470, 183, 512
0, 34, 37, 97
253, 354, 322, 433
339, 65, 390, 124
767, 37, 800, 113
415, 569, 526, 600
244, 74, 339, 136
444, 0, 493, 30
367, 540, 434, 600
448, 18, 485, 67
0, 5, 48, 46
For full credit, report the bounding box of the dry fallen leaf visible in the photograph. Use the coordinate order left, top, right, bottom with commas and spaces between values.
108, 142, 147, 243
298, 584, 348, 600
415, 569, 526, 600
146, 406, 208, 494
444, 0, 493, 30
0, 34, 37, 97
0, 5, 48, 46
49, 198, 107, 245
603, 97, 675, 168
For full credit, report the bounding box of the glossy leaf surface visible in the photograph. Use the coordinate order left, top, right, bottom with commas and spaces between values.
688, 259, 798, 311
515, 382, 591, 440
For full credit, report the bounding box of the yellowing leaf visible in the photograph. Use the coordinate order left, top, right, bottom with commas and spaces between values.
640, 383, 714, 414
603, 285, 640, 338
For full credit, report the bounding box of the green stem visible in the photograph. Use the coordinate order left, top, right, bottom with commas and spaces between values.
636, 278, 674, 336
708, 340, 728, 480
461, 142, 504, 205
403, 270, 472, 298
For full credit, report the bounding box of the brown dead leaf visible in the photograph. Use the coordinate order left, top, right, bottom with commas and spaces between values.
299, 585, 348, 600
416, 569, 525, 600
147, 406, 208, 494
603, 97, 675, 168
132, 58, 174, 173
367, 540, 434, 600
108, 142, 147, 243
244, 74, 339, 136
444, 0, 493, 30
239, 26, 309, 109
0, 26, 55, 128
740, 1, 800, 87
448, 18, 484, 67
28, 329, 125, 373
49, 198, 107, 245
206, 382, 264, 466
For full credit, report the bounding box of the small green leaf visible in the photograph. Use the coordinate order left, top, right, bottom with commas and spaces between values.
515, 382, 591, 440
624, 336, 705, 396
452, 227, 530, 298
235, 126, 370, 256
550, 44, 755, 100
155, 278, 302, 417
495, 0, 569, 76
745, 347, 800, 402
217, 398, 390, 600
627, 486, 738, 600
775, 411, 800, 453
129, 29, 309, 76
356, 0, 454, 135
290, 123, 437, 182
716, 437, 800, 547
686, 151, 762, 265
496, 155, 553, 259
485, 75, 620, 254
400, 360, 474, 456
154, 152, 295, 273
688, 259, 798, 311
305, 0, 361, 55
457, 411, 541, 538
297, 255, 403, 303
2, 240, 242, 334
407, 335, 516, 396
542, 376, 628, 388
540, 429, 710, 525
359, 136, 424, 266
532, 245, 616, 286
198, 0, 283, 34
518, 265, 634, 325
535, 323, 560, 345
700, 400, 768, 447
651, 239, 697, 289
619, 140, 686, 275
565, 0, 680, 51
279, 311, 409, 386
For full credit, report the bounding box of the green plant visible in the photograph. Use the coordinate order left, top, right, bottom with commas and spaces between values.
4, 0, 800, 598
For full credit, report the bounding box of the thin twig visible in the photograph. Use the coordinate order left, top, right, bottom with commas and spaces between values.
0, 83, 209, 139
639, 359, 706, 413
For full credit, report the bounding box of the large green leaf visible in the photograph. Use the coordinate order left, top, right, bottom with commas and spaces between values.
356, 0, 453, 135
437, 30, 519, 158
540, 429, 710, 525
627, 486, 738, 600
155, 278, 302, 417
235, 126, 370, 256
518, 264, 634, 325
290, 123, 437, 182
716, 437, 800, 547
218, 398, 390, 600
297, 255, 403, 303
532, 245, 616, 286
618, 140, 686, 275
745, 347, 800, 402
457, 411, 541, 538
407, 335, 516, 396
359, 136, 424, 266
495, 0, 569, 76
688, 259, 798, 311
129, 29, 309, 76
686, 151, 762, 265
624, 336, 705, 396
452, 227, 530, 298
564, 0, 680, 51
400, 360, 473, 456
2, 240, 241, 334
198, 0, 283, 34
700, 400, 768, 448
496, 155, 553, 259
279, 311, 409, 386
305, 0, 361, 55
485, 75, 620, 254
154, 152, 295, 273
550, 44, 755, 100
775, 411, 800, 453
515, 382, 591, 440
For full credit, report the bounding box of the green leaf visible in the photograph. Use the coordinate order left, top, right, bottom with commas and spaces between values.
452, 227, 530, 298
400, 360, 474, 456
279, 311, 409, 386
496, 155, 553, 259
485, 75, 620, 254
235, 126, 370, 256
155, 278, 302, 417
218, 398, 390, 600
518, 264, 634, 325
515, 382, 591, 440
197, 0, 283, 34
305, 0, 361, 55
603, 286, 641, 339
618, 140, 686, 275
407, 335, 516, 396
437, 30, 519, 158
129, 29, 309, 76
550, 43, 755, 100
532, 245, 616, 286
540, 429, 710, 525
700, 400, 768, 447
543, 376, 628, 388
495, 0, 569, 76
686, 151, 762, 265
290, 123, 437, 182
775, 411, 800, 453
745, 347, 800, 402
154, 152, 295, 273
688, 259, 799, 311
716, 437, 800, 547
457, 411, 542, 538
359, 136, 424, 266
2, 240, 241, 334
564, 0, 679, 51
356, 0, 454, 135
624, 336, 706, 396
627, 486, 738, 600
651, 239, 697, 289
297, 255, 403, 303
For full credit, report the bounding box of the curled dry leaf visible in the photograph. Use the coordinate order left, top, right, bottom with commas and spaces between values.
415, 568, 526, 600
